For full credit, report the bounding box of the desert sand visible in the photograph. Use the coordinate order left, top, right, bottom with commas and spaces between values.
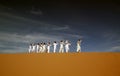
0, 52, 120, 76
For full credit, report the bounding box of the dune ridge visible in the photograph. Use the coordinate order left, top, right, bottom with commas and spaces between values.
0, 52, 120, 76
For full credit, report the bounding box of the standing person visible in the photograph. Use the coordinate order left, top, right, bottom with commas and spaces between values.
32, 43, 36, 52
42, 43, 47, 53
65, 40, 71, 53
76, 39, 82, 53
36, 43, 40, 53
28, 44, 32, 53
53, 41, 58, 53
47, 42, 51, 53
59, 40, 64, 53
39, 42, 43, 53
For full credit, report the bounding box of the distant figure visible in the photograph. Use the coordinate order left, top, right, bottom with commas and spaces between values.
32, 43, 36, 52
36, 43, 40, 53
39, 42, 43, 53
59, 40, 64, 53
53, 41, 58, 53
47, 42, 51, 53
28, 44, 32, 53
43, 43, 47, 53
76, 39, 82, 52
65, 40, 71, 53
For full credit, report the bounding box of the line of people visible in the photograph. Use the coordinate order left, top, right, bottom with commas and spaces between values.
28, 39, 82, 53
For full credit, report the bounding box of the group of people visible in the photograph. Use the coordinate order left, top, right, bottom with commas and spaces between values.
28, 39, 82, 53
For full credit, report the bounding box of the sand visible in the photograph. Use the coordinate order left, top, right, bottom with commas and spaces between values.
0, 52, 120, 76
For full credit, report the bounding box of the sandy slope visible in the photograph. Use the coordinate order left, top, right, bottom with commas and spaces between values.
0, 53, 120, 76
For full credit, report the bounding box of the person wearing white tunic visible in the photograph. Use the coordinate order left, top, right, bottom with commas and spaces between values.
42, 43, 46, 53
39, 42, 43, 53
53, 41, 58, 53
28, 44, 32, 53
47, 42, 51, 53
76, 39, 82, 52
65, 40, 71, 53
32, 43, 36, 52
59, 40, 64, 53
36, 43, 40, 53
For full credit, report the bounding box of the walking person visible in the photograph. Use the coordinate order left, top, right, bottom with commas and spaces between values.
76, 39, 82, 53
59, 40, 64, 53
32, 43, 36, 52
53, 41, 58, 53
47, 42, 51, 53
28, 44, 32, 53
36, 43, 40, 53
65, 40, 71, 53
39, 42, 43, 53
42, 43, 47, 53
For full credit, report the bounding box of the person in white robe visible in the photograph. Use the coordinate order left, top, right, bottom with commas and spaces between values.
47, 42, 51, 53
36, 43, 40, 53
32, 43, 36, 52
28, 44, 32, 53
39, 42, 43, 53
59, 40, 64, 53
53, 41, 58, 53
65, 40, 71, 53
76, 39, 82, 52
42, 43, 47, 53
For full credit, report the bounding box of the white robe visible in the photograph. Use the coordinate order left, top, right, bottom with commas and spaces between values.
32, 45, 36, 52
36, 45, 40, 53
28, 45, 32, 53
47, 45, 51, 53
42, 45, 46, 53
65, 43, 71, 53
59, 42, 64, 53
53, 43, 57, 53
39, 45, 43, 53
76, 41, 81, 52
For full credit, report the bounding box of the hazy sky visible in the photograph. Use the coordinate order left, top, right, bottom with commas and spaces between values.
0, 1, 120, 53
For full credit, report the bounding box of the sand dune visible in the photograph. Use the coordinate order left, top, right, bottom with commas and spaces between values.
0, 53, 120, 76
